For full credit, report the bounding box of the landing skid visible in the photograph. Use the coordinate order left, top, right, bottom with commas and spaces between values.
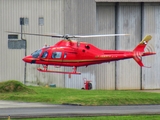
37, 68, 81, 75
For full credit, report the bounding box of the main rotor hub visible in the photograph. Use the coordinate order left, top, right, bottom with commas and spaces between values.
63, 34, 73, 40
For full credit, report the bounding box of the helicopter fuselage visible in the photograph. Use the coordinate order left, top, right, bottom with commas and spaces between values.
7, 31, 155, 74
22, 35, 155, 74
23, 39, 136, 67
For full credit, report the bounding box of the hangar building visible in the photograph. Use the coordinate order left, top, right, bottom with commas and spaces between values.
0, 0, 159, 90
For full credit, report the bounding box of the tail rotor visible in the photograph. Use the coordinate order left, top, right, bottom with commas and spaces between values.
133, 35, 156, 67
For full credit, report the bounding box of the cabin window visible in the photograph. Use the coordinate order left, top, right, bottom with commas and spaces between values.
41, 51, 48, 58
31, 49, 42, 58
52, 52, 62, 58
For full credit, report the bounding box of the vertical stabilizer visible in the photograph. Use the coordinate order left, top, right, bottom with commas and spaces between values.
133, 35, 152, 52
133, 35, 152, 67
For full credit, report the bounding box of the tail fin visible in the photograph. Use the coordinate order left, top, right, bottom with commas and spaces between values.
133, 35, 152, 67
133, 35, 152, 52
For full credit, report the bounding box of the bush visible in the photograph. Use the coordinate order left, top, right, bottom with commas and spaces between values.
0, 80, 34, 93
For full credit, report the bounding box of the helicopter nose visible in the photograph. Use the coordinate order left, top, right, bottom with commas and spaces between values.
22, 56, 34, 63
22, 56, 30, 63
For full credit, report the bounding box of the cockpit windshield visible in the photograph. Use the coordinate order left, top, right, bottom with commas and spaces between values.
31, 49, 42, 58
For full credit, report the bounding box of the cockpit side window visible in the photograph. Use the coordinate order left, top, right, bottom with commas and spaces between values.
52, 52, 62, 58
31, 49, 42, 58
41, 51, 48, 58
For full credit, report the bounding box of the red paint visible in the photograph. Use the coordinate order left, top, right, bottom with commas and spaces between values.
22, 35, 156, 74
83, 78, 92, 90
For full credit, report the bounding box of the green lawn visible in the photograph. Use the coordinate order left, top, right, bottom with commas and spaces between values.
10, 115, 160, 120
1, 80, 160, 120
0, 80, 160, 105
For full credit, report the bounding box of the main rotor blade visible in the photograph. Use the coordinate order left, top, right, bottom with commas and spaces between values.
6, 31, 129, 39
72, 34, 129, 38
6, 31, 63, 38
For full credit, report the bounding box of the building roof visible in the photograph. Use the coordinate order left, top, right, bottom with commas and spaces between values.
95, 0, 160, 2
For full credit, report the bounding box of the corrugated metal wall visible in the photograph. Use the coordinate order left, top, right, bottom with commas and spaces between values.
64, 0, 97, 89
0, 0, 65, 87
116, 3, 141, 89
142, 3, 160, 89
23, 0, 65, 87
95, 2, 159, 90
0, 0, 159, 90
92, 2, 142, 90
95, 3, 116, 89
0, 0, 26, 83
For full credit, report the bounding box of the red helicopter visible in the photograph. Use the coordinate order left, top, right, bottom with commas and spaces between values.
8, 32, 156, 74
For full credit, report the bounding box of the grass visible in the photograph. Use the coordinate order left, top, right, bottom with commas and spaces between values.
1, 80, 160, 119
0, 80, 33, 93
10, 115, 160, 120
0, 80, 160, 105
